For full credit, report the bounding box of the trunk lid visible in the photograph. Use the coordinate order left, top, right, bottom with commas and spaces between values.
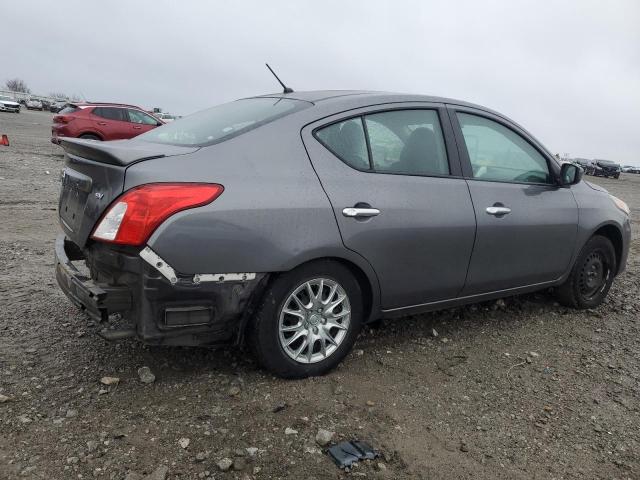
58, 138, 198, 247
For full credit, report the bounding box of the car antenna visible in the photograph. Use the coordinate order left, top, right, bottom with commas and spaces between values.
265, 63, 294, 94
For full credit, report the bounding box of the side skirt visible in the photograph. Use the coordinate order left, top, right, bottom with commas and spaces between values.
380, 279, 561, 319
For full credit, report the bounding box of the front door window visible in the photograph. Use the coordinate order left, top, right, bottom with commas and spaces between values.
457, 113, 551, 184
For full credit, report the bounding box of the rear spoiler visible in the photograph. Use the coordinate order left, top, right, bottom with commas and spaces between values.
59, 138, 198, 166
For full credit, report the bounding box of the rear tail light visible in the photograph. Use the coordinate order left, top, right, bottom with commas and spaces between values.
91, 183, 224, 246
53, 115, 74, 123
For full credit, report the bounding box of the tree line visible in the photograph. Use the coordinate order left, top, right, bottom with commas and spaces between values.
4, 77, 81, 101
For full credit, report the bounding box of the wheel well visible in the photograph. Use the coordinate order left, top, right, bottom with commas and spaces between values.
593, 225, 623, 273
274, 257, 375, 320
327, 257, 375, 322
79, 132, 103, 140
236, 256, 376, 345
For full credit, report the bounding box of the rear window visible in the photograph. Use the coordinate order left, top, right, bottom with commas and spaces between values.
138, 97, 309, 147
59, 105, 79, 114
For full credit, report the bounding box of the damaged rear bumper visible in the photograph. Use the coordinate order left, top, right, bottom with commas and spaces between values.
54, 234, 267, 346
55, 236, 131, 321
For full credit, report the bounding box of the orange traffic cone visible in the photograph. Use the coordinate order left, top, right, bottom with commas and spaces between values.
0, 135, 8, 146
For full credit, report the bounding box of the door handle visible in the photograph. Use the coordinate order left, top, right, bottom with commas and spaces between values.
97, 122, 107, 126
342, 207, 380, 218
486, 206, 511, 216
132, 125, 142, 130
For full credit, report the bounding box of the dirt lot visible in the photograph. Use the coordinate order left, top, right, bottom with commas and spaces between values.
0, 109, 638, 480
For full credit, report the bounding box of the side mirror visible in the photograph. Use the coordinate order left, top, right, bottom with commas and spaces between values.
560, 163, 583, 186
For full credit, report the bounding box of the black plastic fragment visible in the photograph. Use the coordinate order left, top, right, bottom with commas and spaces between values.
327, 440, 379, 469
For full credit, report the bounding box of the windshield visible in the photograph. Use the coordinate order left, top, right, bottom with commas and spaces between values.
138, 97, 309, 147
0, 96, 14, 101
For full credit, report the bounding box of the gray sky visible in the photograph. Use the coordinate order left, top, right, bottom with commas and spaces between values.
4, 0, 639, 163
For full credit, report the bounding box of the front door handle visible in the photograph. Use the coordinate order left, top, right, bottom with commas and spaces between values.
486, 206, 511, 216
97, 121, 107, 126
342, 207, 381, 218
132, 125, 142, 130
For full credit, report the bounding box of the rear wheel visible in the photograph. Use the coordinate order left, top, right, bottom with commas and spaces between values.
79, 134, 101, 141
249, 260, 363, 378
556, 235, 616, 309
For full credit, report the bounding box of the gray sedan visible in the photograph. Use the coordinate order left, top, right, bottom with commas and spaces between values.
54, 91, 631, 378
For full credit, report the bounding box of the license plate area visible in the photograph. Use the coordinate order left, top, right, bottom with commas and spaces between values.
59, 168, 93, 233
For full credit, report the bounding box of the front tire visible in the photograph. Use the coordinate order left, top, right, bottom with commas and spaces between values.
556, 235, 616, 309
249, 260, 363, 378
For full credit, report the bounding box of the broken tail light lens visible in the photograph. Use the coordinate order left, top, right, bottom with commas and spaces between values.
91, 183, 224, 246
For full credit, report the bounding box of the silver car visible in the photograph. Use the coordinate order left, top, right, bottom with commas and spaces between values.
0, 95, 21, 113
54, 91, 631, 378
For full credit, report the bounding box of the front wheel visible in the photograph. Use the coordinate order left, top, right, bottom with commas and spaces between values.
555, 235, 616, 309
249, 260, 363, 378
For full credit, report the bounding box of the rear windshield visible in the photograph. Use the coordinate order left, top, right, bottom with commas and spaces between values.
138, 97, 309, 147
59, 105, 79, 114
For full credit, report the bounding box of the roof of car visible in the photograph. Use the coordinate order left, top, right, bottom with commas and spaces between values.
252, 89, 488, 109
70, 102, 144, 109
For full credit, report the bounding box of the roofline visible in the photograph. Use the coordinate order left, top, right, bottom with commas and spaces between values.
70, 102, 145, 109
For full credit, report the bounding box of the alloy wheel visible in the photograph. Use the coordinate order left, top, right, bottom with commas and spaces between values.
278, 278, 351, 364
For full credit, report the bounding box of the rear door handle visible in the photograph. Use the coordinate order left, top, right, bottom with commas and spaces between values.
97, 122, 107, 126
342, 207, 380, 218
486, 206, 511, 216
132, 125, 142, 130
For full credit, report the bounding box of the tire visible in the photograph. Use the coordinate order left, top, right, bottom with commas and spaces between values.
556, 235, 616, 309
79, 134, 101, 141
249, 260, 363, 379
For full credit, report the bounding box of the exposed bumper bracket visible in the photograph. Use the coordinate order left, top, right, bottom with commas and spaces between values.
55, 235, 132, 322
139, 246, 178, 284
140, 246, 256, 285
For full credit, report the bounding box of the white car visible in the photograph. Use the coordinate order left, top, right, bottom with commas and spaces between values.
26, 99, 43, 111
155, 112, 180, 122
0, 95, 20, 113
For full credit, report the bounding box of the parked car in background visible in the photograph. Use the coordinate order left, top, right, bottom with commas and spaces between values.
51, 103, 163, 143
621, 165, 640, 174
26, 99, 44, 111
155, 112, 180, 122
50, 101, 67, 113
0, 95, 21, 113
574, 158, 595, 175
53, 91, 631, 378
593, 159, 621, 179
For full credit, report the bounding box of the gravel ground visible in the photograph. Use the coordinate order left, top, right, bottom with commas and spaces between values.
1, 110, 639, 480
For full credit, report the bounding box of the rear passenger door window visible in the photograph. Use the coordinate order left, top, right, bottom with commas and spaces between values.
93, 107, 127, 122
314, 109, 450, 176
365, 110, 449, 175
457, 113, 551, 184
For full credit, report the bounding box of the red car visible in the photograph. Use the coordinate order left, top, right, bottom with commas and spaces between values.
51, 103, 163, 143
